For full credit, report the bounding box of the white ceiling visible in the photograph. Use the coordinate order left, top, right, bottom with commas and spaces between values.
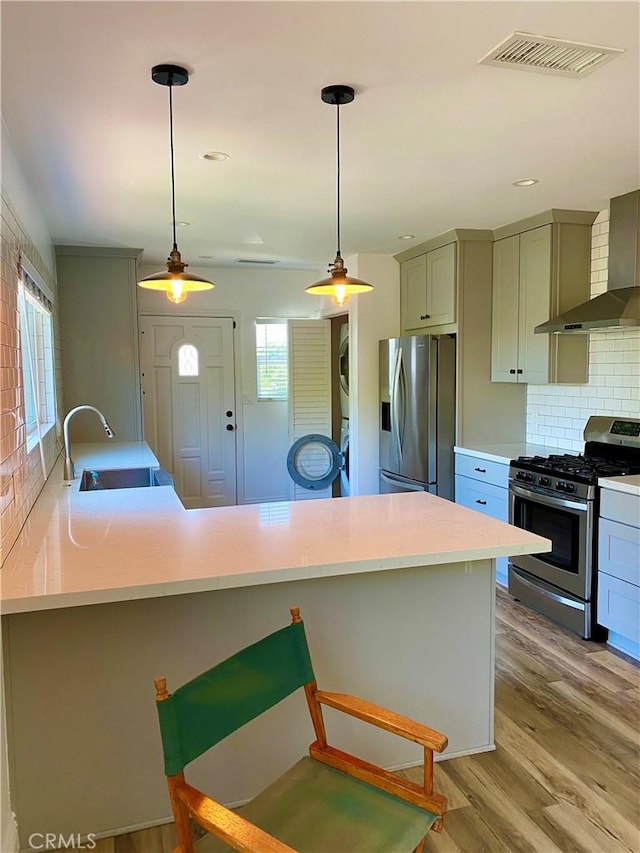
2, 1, 639, 272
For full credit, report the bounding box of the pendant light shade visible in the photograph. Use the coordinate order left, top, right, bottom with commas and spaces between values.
306, 84, 373, 307
138, 64, 214, 304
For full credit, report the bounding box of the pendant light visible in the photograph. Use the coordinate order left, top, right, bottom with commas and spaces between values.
306, 85, 373, 307
138, 64, 214, 304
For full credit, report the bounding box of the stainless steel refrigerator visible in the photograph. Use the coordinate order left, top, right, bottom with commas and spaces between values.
379, 334, 456, 499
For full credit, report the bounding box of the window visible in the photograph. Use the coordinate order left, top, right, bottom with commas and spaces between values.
19, 270, 56, 448
256, 321, 288, 401
178, 343, 199, 376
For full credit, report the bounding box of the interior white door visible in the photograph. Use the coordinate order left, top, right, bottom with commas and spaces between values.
139, 316, 237, 508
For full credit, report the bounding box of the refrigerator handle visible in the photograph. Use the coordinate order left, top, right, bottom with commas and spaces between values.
428, 337, 438, 479
380, 471, 427, 492
399, 350, 408, 455
391, 347, 403, 462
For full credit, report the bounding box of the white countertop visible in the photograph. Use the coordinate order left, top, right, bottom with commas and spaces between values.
598, 474, 640, 498
454, 443, 558, 465
1, 442, 550, 615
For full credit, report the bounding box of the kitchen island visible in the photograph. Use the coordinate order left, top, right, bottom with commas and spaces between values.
1, 443, 550, 844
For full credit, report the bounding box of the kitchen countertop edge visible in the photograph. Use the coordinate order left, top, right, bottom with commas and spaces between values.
598, 474, 640, 497
454, 443, 558, 465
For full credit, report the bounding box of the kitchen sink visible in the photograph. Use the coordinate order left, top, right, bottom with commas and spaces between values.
79, 467, 173, 491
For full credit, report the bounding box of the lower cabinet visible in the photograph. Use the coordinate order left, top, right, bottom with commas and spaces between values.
455, 452, 509, 586
597, 488, 640, 661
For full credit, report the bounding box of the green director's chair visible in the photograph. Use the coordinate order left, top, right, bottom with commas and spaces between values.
154, 607, 448, 853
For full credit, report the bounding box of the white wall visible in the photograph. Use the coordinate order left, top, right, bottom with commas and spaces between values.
345, 254, 400, 495
137, 264, 323, 503
1, 121, 55, 273
526, 209, 640, 450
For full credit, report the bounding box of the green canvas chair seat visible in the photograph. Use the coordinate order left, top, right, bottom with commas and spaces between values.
194, 757, 439, 853
154, 608, 448, 853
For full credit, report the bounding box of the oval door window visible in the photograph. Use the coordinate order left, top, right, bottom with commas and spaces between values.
287, 434, 342, 490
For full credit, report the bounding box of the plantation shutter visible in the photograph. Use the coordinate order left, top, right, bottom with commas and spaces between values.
288, 320, 332, 500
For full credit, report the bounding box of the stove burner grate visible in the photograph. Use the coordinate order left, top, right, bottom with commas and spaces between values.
514, 452, 640, 483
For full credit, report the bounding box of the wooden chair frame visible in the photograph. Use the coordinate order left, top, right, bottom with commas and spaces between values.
154, 607, 448, 853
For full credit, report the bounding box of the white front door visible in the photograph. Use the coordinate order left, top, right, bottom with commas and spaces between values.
139, 316, 237, 508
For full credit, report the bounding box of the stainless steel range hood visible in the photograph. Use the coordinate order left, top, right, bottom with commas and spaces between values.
535, 189, 640, 334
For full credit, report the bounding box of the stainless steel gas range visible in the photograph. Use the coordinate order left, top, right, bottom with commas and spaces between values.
508, 416, 640, 639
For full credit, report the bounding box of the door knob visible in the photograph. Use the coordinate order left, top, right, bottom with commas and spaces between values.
226, 424, 235, 431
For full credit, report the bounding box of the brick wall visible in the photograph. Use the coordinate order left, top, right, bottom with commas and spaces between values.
526, 208, 640, 451
0, 192, 62, 565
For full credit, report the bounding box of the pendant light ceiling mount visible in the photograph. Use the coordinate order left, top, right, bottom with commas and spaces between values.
320, 84, 354, 106
151, 64, 189, 87
306, 84, 373, 307
138, 63, 214, 305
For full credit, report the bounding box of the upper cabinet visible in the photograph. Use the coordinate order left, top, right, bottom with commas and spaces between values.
492, 226, 552, 384
56, 246, 144, 442
400, 242, 456, 331
396, 229, 532, 448
491, 210, 597, 384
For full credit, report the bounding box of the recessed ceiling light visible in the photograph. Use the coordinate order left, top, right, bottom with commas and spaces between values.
174, 221, 190, 227
512, 179, 539, 187
398, 234, 415, 240
198, 255, 215, 259
201, 151, 230, 161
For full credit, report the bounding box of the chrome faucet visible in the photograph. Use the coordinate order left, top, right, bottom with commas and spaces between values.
63, 405, 115, 480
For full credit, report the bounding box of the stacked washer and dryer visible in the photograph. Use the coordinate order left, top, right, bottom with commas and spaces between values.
338, 323, 350, 496
285, 321, 350, 497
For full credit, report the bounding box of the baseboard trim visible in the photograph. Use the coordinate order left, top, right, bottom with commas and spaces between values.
388, 742, 495, 770
3, 815, 19, 853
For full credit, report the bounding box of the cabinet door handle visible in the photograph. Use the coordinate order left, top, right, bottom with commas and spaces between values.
517, 369, 523, 374
474, 467, 487, 473
420, 314, 430, 320
475, 500, 487, 505
226, 424, 235, 431
509, 369, 516, 374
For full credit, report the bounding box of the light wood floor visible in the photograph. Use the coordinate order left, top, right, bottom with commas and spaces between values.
85, 588, 639, 853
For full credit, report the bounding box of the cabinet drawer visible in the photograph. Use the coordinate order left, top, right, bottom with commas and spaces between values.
454, 454, 509, 488
600, 489, 640, 529
598, 518, 640, 587
455, 475, 508, 522
597, 572, 640, 643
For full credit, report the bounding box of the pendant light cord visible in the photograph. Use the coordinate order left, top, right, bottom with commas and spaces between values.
168, 75, 178, 252
336, 99, 341, 259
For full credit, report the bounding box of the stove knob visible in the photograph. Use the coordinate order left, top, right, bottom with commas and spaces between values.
565, 482, 575, 494
539, 476, 551, 487
557, 481, 566, 491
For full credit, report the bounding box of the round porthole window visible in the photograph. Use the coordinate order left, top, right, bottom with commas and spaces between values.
286, 434, 342, 490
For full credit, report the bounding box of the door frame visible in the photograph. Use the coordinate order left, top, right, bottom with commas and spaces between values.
138, 308, 245, 504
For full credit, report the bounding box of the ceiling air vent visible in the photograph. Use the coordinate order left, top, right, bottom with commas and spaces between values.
235, 259, 278, 265
479, 31, 624, 77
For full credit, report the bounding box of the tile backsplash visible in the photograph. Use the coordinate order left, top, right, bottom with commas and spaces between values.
0, 192, 62, 565
526, 209, 640, 451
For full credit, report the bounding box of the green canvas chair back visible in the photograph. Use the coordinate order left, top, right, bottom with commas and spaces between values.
156, 621, 315, 776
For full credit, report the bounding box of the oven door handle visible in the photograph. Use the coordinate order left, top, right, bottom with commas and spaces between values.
509, 482, 588, 512
510, 568, 584, 611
